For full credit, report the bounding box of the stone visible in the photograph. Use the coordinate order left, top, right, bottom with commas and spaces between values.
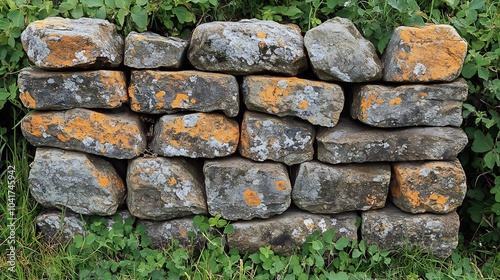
129, 70, 239, 117
188, 19, 307, 76
292, 161, 390, 214
150, 113, 239, 158
316, 118, 468, 164
36, 211, 86, 244
361, 204, 459, 258
127, 157, 207, 220
242, 76, 344, 127
18, 67, 127, 110
351, 78, 468, 127
29, 148, 125, 216
382, 25, 467, 82
239, 111, 315, 165
21, 108, 146, 159
203, 157, 291, 221
304, 17, 382, 82
137, 218, 205, 250
391, 159, 467, 214
21, 17, 123, 69
124, 31, 188, 69
227, 209, 358, 254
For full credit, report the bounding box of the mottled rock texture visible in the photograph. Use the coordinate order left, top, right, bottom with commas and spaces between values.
239, 111, 315, 165
129, 70, 239, 117
29, 148, 125, 215
382, 25, 467, 82
204, 157, 291, 220
21, 108, 146, 159
292, 161, 390, 213
124, 32, 188, 69
21, 17, 123, 69
138, 218, 205, 249
362, 204, 459, 258
127, 157, 207, 220
242, 75, 344, 127
351, 78, 468, 127
18, 67, 127, 110
188, 19, 307, 76
36, 211, 86, 244
304, 17, 382, 82
391, 159, 467, 214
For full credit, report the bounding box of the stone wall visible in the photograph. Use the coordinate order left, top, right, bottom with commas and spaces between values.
20, 17, 469, 258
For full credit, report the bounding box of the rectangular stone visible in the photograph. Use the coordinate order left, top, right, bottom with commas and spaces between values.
316, 118, 468, 164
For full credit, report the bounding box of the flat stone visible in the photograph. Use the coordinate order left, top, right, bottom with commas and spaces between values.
36, 211, 86, 244
391, 159, 467, 214
129, 70, 239, 117
292, 161, 390, 214
21, 108, 146, 159
382, 25, 467, 82
29, 148, 125, 215
351, 78, 468, 127
124, 32, 188, 69
227, 209, 358, 254
242, 76, 344, 127
304, 17, 382, 82
18, 67, 127, 110
150, 113, 239, 158
361, 204, 459, 258
137, 218, 205, 250
204, 157, 291, 221
239, 111, 315, 165
317, 118, 468, 164
21, 17, 123, 69
127, 157, 207, 220
188, 19, 307, 76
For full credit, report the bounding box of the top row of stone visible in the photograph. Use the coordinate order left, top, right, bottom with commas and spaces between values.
21, 17, 467, 83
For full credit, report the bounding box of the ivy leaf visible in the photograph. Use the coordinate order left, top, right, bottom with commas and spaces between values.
462, 63, 478, 78
334, 237, 349, 250
71, 4, 84, 19
84, 0, 104, 8
7, 10, 24, 27
469, 0, 485, 10
471, 130, 494, 153
483, 151, 497, 169
131, 5, 147, 31
477, 67, 490, 80
284, 6, 302, 17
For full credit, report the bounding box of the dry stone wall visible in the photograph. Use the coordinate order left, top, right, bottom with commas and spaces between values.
20, 17, 469, 258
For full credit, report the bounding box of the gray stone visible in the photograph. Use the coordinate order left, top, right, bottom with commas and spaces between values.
361, 204, 459, 258
129, 70, 239, 117
304, 17, 382, 82
21, 17, 123, 69
29, 148, 126, 216
242, 75, 344, 127
127, 157, 207, 220
137, 217, 205, 250
227, 209, 358, 254
317, 118, 468, 164
21, 108, 146, 159
18, 67, 127, 110
239, 111, 315, 165
188, 19, 307, 76
204, 157, 291, 221
36, 211, 86, 244
351, 79, 468, 127
124, 32, 188, 69
292, 161, 390, 214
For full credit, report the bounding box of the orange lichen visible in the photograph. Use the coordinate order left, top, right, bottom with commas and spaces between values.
428, 193, 449, 205
274, 180, 288, 191
359, 92, 382, 120
389, 97, 402, 106
243, 189, 261, 207
171, 93, 190, 108
43, 35, 95, 67
256, 77, 308, 114
20, 91, 37, 108
297, 100, 309, 109
257, 31, 266, 39
169, 177, 177, 186
414, 92, 428, 99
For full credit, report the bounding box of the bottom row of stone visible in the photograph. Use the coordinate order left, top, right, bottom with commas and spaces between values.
37, 204, 459, 258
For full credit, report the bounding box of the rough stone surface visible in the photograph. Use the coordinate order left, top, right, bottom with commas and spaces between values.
36, 211, 86, 244
124, 31, 188, 69
188, 19, 307, 76
129, 70, 239, 117
138, 218, 205, 249
239, 111, 315, 165
351, 78, 468, 127
127, 157, 207, 220
29, 148, 125, 216
382, 25, 467, 82
21, 108, 146, 159
204, 157, 291, 221
150, 113, 239, 158
292, 161, 390, 214
242, 76, 344, 127
21, 17, 123, 69
304, 17, 382, 82
361, 204, 459, 258
317, 118, 468, 164
391, 159, 467, 214
18, 67, 127, 110
227, 209, 358, 254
